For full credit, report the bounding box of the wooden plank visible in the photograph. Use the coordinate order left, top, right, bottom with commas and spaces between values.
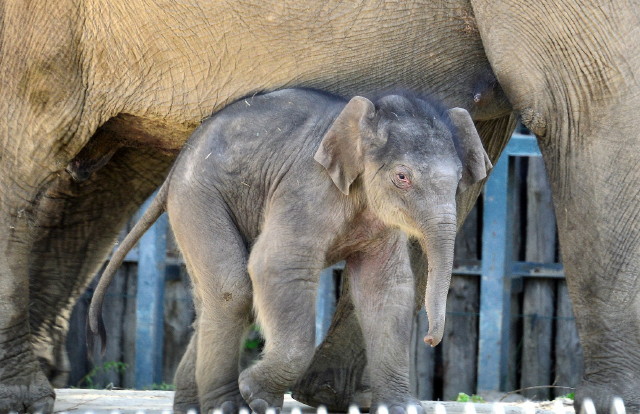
506, 157, 525, 392
521, 157, 556, 400
410, 309, 435, 400
443, 204, 479, 400
123, 263, 138, 388
66, 292, 90, 387
162, 266, 195, 383
554, 281, 584, 397
88, 266, 128, 388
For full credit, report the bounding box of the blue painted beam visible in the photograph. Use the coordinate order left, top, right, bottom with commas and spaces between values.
505, 134, 542, 157
511, 261, 564, 278
134, 196, 168, 389
477, 150, 513, 391
452, 260, 564, 279
316, 264, 341, 345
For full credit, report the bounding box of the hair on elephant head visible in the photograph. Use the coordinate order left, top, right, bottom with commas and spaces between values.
315, 90, 491, 346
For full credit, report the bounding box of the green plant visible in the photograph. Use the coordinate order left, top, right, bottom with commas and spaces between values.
558, 393, 575, 400
146, 382, 175, 391
76, 361, 128, 389
456, 393, 486, 403
244, 324, 264, 351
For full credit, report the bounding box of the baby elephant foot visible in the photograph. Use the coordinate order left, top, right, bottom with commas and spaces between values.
238, 367, 284, 414
201, 383, 249, 414
373, 398, 425, 414
173, 386, 199, 414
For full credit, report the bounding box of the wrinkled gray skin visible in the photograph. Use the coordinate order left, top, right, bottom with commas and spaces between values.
88, 89, 491, 414
1, 1, 639, 413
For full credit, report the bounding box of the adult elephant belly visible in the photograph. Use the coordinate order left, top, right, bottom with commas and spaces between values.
83, 0, 512, 151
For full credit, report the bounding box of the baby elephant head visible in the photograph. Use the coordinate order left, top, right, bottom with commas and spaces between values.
314, 93, 491, 346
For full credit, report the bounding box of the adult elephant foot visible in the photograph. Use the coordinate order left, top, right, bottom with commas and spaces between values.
291, 277, 370, 411
0, 323, 55, 413
32, 311, 72, 389
0, 375, 55, 413
36, 339, 71, 389
576, 375, 640, 414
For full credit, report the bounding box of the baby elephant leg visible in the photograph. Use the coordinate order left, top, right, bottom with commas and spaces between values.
239, 225, 325, 414
348, 233, 424, 414
170, 206, 252, 414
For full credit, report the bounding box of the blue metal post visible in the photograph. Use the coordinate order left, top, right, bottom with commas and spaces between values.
316, 267, 336, 346
134, 196, 168, 389
477, 151, 513, 391
316, 263, 343, 345
476, 134, 542, 391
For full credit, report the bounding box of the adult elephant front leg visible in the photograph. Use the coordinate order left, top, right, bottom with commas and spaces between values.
540, 119, 640, 411
28, 143, 174, 387
471, 0, 640, 411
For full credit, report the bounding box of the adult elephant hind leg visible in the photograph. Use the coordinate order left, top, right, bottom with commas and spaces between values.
169, 199, 252, 414
470, 1, 640, 410
28, 143, 174, 389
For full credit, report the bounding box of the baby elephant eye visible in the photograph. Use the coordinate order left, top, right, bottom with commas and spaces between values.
392, 167, 413, 189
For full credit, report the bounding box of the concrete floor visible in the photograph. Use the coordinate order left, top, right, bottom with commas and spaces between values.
54, 389, 574, 414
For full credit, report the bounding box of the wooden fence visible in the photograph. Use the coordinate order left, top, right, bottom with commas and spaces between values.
65, 132, 583, 401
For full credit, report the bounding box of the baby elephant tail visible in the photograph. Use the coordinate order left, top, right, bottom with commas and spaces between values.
87, 181, 170, 355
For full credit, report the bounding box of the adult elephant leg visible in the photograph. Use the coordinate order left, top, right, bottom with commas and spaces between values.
291, 275, 369, 411
471, 1, 640, 411
292, 115, 516, 409
0, 161, 64, 412
27, 138, 174, 388
0, 6, 101, 411
537, 122, 640, 412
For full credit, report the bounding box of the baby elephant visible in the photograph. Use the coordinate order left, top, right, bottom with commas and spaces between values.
89, 88, 491, 414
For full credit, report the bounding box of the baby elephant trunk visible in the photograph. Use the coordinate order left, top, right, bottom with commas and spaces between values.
420, 214, 457, 347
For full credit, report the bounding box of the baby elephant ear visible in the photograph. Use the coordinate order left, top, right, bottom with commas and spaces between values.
314, 96, 376, 195
448, 107, 493, 192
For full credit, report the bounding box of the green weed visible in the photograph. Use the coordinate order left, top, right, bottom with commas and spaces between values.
456, 393, 486, 403
76, 361, 128, 389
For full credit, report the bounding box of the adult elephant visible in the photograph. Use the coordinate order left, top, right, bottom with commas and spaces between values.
0, 1, 637, 413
